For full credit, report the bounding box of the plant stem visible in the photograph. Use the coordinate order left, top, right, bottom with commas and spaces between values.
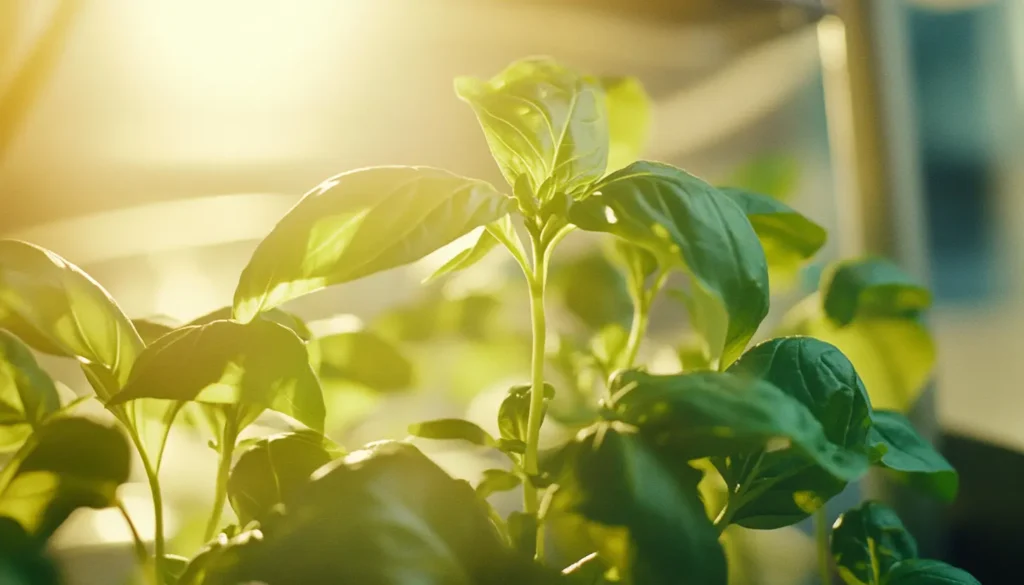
118, 500, 150, 572
122, 425, 165, 582
204, 414, 238, 542
523, 231, 550, 562
815, 507, 831, 585
620, 268, 669, 371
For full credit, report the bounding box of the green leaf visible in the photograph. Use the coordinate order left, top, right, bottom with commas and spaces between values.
0, 331, 60, 448
108, 319, 325, 432
884, 559, 980, 585
132, 318, 176, 345
569, 162, 769, 366
227, 430, 341, 525
475, 468, 521, 499
408, 418, 498, 448
0, 417, 130, 540
822, 258, 931, 326
497, 383, 555, 444
725, 154, 801, 202
160, 554, 190, 585
554, 421, 726, 585
200, 441, 562, 585
722, 337, 873, 528
424, 228, 499, 284
506, 511, 538, 558
603, 76, 652, 174
314, 330, 413, 392
869, 411, 957, 502
0, 241, 177, 467
456, 57, 608, 199
0, 518, 62, 585
605, 370, 869, 483
233, 166, 510, 323
780, 297, 936, 413
832, 501, 918, 585
551, 250, 632, 330
188, 306, 313, 341
719, 187, 826, 288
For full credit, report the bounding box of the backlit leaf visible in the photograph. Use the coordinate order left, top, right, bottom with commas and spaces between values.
497, 383, 555, 444
408, 418, 498, 448
233, 166, 510, 323
603, 76, 652, 173
475, 469, 521, 499
822, 258, 931, 326
456, 58, 608, 198
108, 319, 324, 432
569, 162, 769, 366
314, 330, 413, 392
0, 332, 59, 449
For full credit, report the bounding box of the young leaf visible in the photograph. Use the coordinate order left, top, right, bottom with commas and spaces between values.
497, 383, 555, 443
475, 468, 522, 498
107, 319, 325, 432
233, 166, 510, 323
569, 162, 769, 366
832, 501, 918, 585
780, 296, 936, 413
554, 421, 726, 585
602, 76, 652, 174
424, 228, 500, 284
0, 417, 130, 540
456, 58, 608, 199
0, 240, 143, 395
723, 337, 874, 529
884, 559, 980, 585
314, 330, 414, 392
198, 441, 563, 584
408, 418, 498, 448
227, 430, 341, 525
719, 187, 826, 287
869, 411, 958, 502
822, 258, 931, 326
605, 370, 869, 483
0, 331, 60, 447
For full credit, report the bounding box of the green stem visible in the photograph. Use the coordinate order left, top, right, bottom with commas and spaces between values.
118, 500, 150, 574
816, 507, 832, 585
204, 414, 238, 541
122, 424, 165, 582
523, 231, 551, 563
620, 268, 669, 371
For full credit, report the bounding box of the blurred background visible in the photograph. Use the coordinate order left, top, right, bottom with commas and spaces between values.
2, 0, 1022, 583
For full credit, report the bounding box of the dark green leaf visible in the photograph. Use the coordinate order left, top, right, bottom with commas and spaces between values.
132, 318, 177, 345
554, 421, 726, 585
188, 307, 313, 341
201, 441, 563, 585
723, 337, 873, 528
0, 518, 62, 585
605, 370, 869, 483
719, 188, 826, 287
884, 559, 980, 585
506, 511, 538, 558
497, 383, 555, 444
869, 411, 957, 502
0, 331, 59, 444
409, 418, 498, 448
108, 319, 325, 432
832, 501, 918, 585
0, 417, 130, 540
233, 166, 510, 322
603, 76, 651, 174
552, 250, 632, 330
227, 430, 341, 525
822, 258, 931, 326
475, 469, 521, 498
456, 58, 608, 199
569, 162, 769, 365
314, 330, 413, 392
780, 297, 936, 412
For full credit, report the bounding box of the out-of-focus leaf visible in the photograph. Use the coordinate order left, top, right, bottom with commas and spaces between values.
314, 330, 413, 392
227, 430, 341, 525
603, 76, 652, 173
188, 307, 313, 341
0, 417, 130, 540
456, 58, 608, 198
821, 259, 931, 326
233, 166, 510, 323
725, 154, 800, 202
475, 469, 521, 499
0, 332, 59, 451
885, 559, 980, 585
497, 383, 555, 444
408, 418, 498, 448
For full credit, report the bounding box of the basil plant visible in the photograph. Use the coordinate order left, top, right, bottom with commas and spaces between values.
0, 57, 976, 585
